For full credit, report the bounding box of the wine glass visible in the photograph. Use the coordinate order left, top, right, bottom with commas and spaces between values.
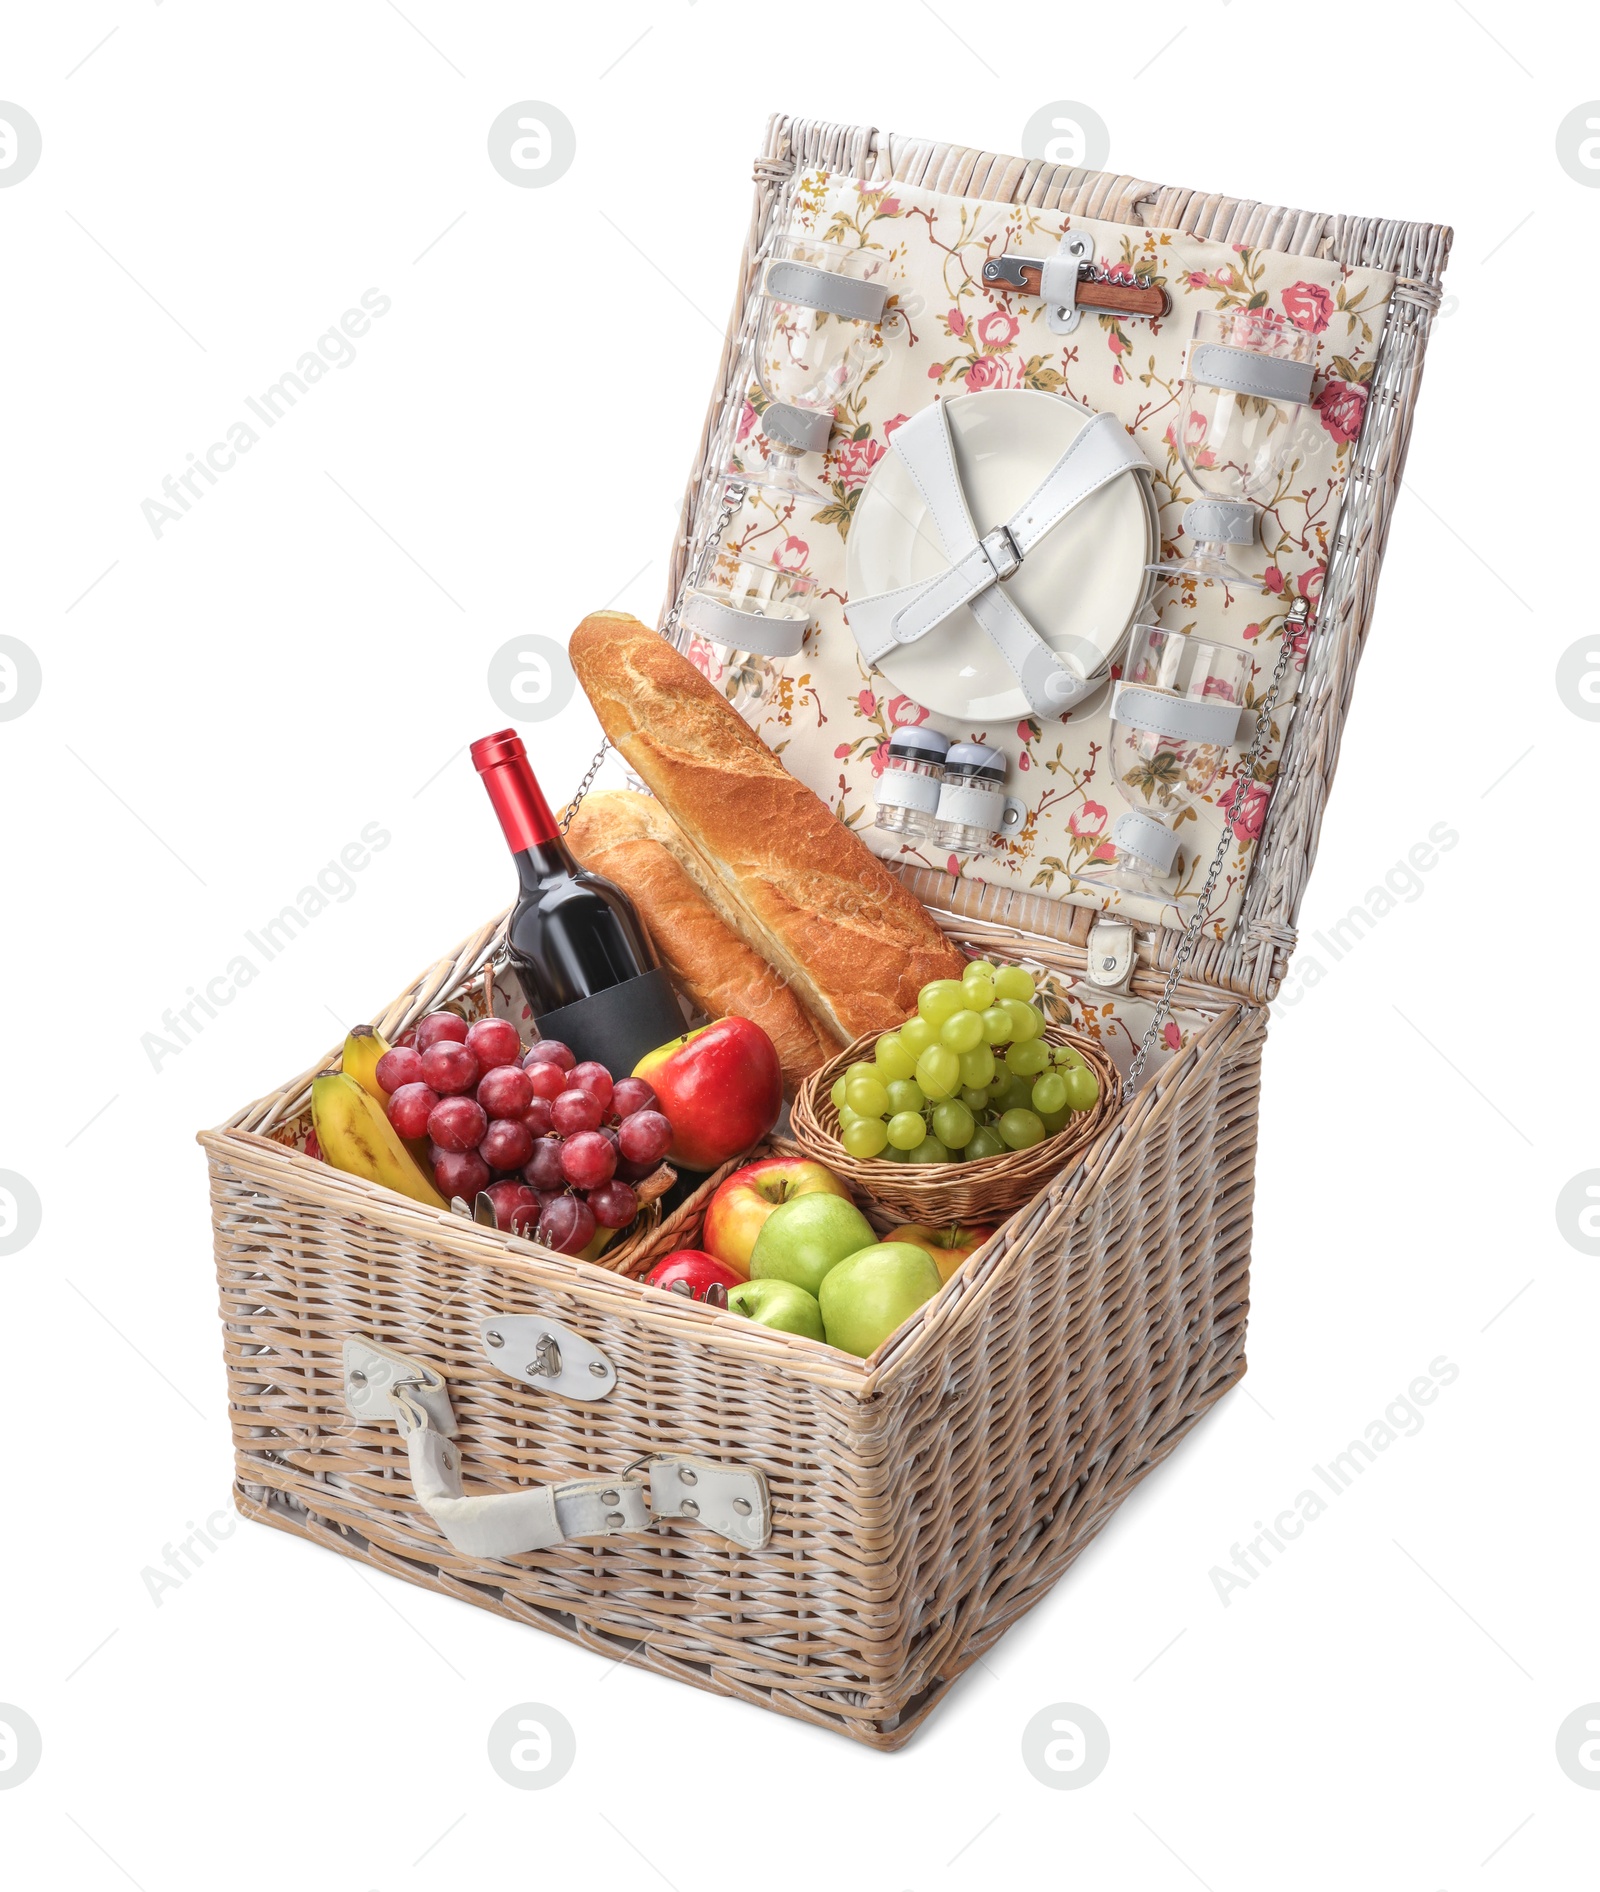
679, 475, 822, 660
753, 235, 893, 493
1152, 308, 1317, 590
1077, 624, 1250, 897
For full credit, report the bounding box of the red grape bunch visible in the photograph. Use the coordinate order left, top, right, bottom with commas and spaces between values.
375, 1013, 675, 1256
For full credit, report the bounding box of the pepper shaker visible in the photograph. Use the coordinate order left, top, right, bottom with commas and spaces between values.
933, 744, 1027, 853
873, 726, 951, 843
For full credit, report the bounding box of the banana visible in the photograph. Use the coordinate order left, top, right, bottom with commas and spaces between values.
340, 1024, 393, 1106
341, 1021, 435, 1165
311, 1072, 446, 1210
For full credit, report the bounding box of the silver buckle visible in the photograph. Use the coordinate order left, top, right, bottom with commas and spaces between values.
980, 525, 1022, 582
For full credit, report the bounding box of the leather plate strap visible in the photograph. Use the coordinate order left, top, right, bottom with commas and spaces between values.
847, 399, 1148, 716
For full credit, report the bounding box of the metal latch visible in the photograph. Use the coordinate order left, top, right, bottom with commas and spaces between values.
1086, 917, 1137, 992
480, 1314, 617, 1402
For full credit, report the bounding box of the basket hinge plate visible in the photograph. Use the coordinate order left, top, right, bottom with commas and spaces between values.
478, 1315, 617, 1402
1086, 917, 1138, 993
343, 1337, 457, 1437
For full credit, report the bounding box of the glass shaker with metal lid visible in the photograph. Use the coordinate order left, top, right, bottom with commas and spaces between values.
873, 724, 950, 842
934, 743, 1027, 853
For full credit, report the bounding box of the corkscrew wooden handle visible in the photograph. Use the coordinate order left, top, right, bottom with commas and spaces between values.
996, 260, 1167, 318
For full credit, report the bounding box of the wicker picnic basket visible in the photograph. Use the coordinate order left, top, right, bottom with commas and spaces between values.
198, 115, 1449, 1750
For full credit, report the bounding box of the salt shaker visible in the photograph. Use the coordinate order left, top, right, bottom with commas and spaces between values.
873, 726, 951, 842
934, 743, 1027, 853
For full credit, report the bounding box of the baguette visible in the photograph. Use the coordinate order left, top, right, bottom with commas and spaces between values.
568, 612, 966, 1040
565, 790, 842, 1089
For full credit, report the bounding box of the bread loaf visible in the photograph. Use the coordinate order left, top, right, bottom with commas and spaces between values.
565, 790, 841, 1089
568, 612, 966, 1040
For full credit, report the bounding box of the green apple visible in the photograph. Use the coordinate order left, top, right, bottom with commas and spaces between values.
727, 1277, 824, 1341
818, 1242, 942, 1359
748, 1192, 876, 1298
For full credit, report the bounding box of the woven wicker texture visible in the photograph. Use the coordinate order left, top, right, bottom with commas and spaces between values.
204, 899, 1252, 1748
200, 118, 1446, 1750
791, 1024, 1119, 1224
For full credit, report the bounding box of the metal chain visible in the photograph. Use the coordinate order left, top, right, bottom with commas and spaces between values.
1122, 598, 1308, 1099
557, 738, 612, 835
557, 478, 750, 839
660, 476, 748, 645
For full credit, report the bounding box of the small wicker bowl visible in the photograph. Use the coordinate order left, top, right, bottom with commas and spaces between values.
791, 1024, 1120, 1225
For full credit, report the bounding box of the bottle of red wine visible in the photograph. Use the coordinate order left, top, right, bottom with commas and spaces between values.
471, 730, 684, 1073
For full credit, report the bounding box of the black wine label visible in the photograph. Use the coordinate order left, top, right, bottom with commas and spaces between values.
531, 968, 685, 1075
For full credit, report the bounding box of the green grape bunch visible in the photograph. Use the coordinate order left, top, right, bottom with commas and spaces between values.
830, 962, 1101, 1163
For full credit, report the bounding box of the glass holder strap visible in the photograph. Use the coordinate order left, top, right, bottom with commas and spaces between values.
1123, 600, 1306, 1098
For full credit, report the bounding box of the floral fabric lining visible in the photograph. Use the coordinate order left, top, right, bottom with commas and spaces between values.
686, 169, 1394, 941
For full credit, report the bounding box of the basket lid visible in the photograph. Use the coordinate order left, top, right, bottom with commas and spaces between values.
664, 114, 1450, 1004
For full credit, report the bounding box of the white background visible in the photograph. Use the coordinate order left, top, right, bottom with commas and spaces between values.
1, 3, 1594, 1887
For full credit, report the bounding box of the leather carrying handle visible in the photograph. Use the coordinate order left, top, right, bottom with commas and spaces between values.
343, 1335, 772, 1559
394, 1386, 653, 1559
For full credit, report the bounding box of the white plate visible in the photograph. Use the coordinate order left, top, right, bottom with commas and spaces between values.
845, 389, 1157, 721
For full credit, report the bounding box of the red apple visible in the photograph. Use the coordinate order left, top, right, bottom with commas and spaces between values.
702, 1156, 852, 1282
885, 1222, 998, 1284
645, 1248, 742, 1302
633, 1017, 781, 1172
